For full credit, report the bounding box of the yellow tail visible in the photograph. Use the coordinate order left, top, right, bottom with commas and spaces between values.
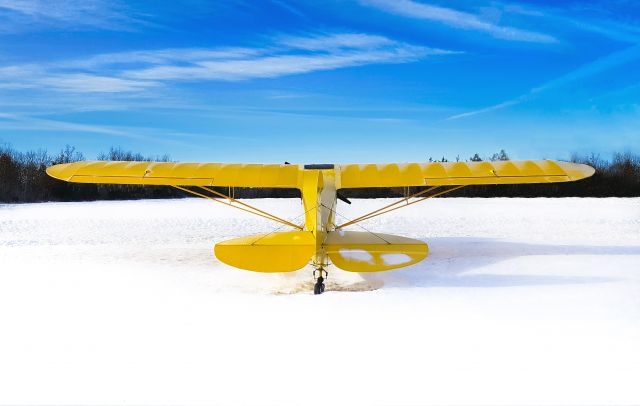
214, 231, 316, 273
324, 231, 428, 272
214, 230, 428, 273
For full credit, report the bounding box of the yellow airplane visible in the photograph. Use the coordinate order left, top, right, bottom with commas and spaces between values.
47, 160, 594, 294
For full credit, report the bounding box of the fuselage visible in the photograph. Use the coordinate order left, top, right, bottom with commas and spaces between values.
300, 166, 338, 269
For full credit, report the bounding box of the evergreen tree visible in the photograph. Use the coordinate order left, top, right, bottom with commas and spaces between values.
490, 149, 510, 161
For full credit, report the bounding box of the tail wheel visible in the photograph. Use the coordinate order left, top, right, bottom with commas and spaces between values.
313, 270, 327, 295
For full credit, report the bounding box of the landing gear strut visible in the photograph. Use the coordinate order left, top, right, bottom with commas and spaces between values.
313, 268, 328, 295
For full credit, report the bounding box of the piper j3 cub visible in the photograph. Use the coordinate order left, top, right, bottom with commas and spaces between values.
47, 159, 594, 294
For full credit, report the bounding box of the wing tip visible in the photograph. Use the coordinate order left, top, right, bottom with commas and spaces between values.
556, 161, 596, 181
46, 163, 74, 181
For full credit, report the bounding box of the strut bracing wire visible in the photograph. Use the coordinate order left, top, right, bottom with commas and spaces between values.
198, 186, 299, 229
173, 185, 303, 230
321, 203, 391, 244
337, 186, 439, 229
336, 185, 465, 229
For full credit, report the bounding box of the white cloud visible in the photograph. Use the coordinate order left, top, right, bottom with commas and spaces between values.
278, 33, 395, 50
360, 0, 557, 43
122, 41, 449, 82
0, 0, 140, 32
0, 112, 141, 137
268, 0, 307, 18
0, 65, 157, 93
447, 44, 640, 120
41, 74, 159, 93
0, 32, 457, 93
0, 112, 246, 148
70, 48, 263, 69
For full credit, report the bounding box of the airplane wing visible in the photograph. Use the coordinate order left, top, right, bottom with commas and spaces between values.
336, 160, 594, 188
47, 160, 594, 189
46, 161, 302, 188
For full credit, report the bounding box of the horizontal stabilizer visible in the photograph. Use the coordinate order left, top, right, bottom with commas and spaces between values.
214, 231, 315, 273
324, 231, 428, 272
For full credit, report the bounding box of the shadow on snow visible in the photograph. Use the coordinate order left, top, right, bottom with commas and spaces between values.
358, 237, 640, 290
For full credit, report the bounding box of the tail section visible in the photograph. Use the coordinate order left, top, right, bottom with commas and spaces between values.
214, 230, 428, 273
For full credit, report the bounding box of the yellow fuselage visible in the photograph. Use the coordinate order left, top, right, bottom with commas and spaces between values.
301, 168, 337, 269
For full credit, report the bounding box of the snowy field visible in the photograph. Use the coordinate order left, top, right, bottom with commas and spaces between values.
1, 197, 639, 405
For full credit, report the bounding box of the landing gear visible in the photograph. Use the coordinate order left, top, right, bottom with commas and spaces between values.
313, 268, 328, 295
313, 277, 324, 295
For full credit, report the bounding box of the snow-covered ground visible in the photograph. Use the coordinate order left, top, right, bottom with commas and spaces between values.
1, 197, 639, 405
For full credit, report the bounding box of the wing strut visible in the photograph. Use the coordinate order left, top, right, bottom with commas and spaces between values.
172, 185, 303, 230
335, 185, 465, 229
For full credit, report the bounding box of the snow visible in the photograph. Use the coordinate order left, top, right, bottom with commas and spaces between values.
1, 197, 639, 405
381, 252, 413, 265
339, 248, 374, 263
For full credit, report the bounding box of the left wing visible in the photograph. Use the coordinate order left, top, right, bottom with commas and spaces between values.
46, 161, 302, 188
336, 160, 594, 188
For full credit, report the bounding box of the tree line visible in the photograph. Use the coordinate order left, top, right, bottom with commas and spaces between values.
1, 145, 638, 203
345, 149, 640, 198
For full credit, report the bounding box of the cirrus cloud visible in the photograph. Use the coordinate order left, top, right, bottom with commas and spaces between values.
0, 32, 460, 93
360, 0, 558, 43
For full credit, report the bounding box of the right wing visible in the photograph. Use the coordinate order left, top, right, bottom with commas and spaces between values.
46, 161, 302, 188
336, 160, 595, 188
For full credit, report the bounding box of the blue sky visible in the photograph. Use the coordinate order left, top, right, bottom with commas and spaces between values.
0, 0, 639, 163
